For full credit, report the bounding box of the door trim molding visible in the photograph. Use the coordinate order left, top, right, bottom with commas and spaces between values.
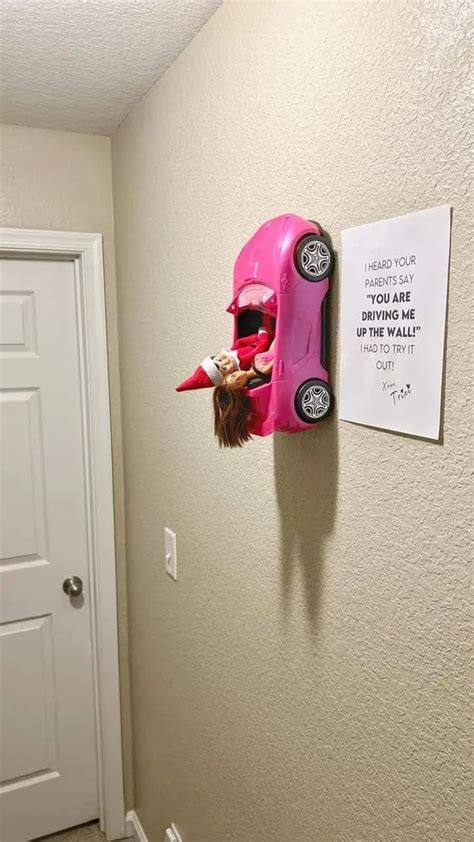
0, 228, 126, 840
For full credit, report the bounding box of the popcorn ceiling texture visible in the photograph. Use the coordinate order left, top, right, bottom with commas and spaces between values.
112, 1, 472, 840
0, 0, 221, 135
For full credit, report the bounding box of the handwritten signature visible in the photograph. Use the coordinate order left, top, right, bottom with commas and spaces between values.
382, 381, 412, 406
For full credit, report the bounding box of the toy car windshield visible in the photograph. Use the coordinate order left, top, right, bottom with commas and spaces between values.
226, 283, 277, 317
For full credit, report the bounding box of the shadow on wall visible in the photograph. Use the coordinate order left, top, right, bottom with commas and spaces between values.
274, 259, 339, 631
274, 418, 338, 630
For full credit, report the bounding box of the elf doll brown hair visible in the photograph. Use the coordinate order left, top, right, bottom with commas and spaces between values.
212, 385, 251, 448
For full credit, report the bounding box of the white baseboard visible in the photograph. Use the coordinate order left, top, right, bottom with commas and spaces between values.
125, 809, 183, 842
125, 810, 149, 842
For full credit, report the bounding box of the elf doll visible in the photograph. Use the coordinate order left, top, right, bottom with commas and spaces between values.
176, 314, 275, 447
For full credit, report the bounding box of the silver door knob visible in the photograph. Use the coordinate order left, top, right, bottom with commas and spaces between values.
63, 575, 83, 598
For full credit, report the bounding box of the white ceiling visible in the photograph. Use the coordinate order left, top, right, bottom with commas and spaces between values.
0, 0, 221, 135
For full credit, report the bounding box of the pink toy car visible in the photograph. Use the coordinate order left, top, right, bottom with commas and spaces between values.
227, 214, 334, 436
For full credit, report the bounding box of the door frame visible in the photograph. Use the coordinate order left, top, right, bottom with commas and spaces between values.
0, 228, 126, 840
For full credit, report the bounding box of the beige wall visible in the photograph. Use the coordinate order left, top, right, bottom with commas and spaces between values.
0, 122, 133, 810
112, 1, 471, 840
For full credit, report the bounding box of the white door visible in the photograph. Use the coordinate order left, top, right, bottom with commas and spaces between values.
0, 257, 99, 841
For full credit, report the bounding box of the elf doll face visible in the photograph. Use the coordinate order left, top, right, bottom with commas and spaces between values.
214, 351, 238, 377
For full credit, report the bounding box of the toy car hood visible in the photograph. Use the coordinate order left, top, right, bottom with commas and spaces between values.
232, 214, 316, 298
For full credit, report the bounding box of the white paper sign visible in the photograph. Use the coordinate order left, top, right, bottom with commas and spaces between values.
339, 205, 451, 439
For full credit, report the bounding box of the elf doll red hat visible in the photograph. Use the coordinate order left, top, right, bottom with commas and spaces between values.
176, 356, 225, 391
176, 323, 274, 393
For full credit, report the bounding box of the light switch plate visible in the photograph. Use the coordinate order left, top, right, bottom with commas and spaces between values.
164, 527, 177, 581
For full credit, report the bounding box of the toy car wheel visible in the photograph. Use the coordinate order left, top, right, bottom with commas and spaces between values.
295, 379, 333, 423
295, 234, 334, 282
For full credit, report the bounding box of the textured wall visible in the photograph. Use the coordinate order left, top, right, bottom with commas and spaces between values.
111, 1, 472, 840
0, 123, 133, 811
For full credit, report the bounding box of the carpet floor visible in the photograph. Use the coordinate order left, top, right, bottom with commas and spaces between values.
33, 821, 106, 842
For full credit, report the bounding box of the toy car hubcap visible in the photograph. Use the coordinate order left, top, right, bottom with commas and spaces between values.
301, 239, 331, 277
301, 385, 330, 419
